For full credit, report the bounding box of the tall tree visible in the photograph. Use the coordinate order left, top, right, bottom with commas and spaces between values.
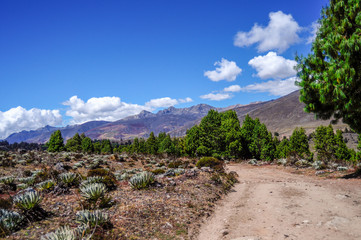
289, 127, 310, 159
296, 0, 361, 133
65, 133, 82, 152
146, 132, 158, 155
47, 130, 65, 152
81, 137, 94, 153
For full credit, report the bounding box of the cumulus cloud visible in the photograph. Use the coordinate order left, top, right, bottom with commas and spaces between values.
224, 85, 241, 92
240, 77, 300, 96
248, 52, 297, 79
200, 93, 233, 101
64, 96, 193, 124
307, 21, 320, 44
234, 11, 301, 53
64, 96, 150, 124
204, 58, 242, 82
0, 107, 62, 139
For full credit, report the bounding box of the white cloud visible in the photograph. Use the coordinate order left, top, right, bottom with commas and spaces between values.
234, 11, 301, 53
240, 77, 300, 96
204, 58, 242, 82
248, 52, 297, 79
145, 97, 179, 108
307, 21, 320, 44
64, 95, 193, 124
224, 85, 241, 92
179, 97, 193, 103
64, 96, 150, 124
0, 107, 62, 139
200, 93, 233, 101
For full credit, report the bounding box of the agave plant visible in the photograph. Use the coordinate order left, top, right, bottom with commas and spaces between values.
79, 183, 106, 202
76, 210, 109, 227
80, 176, 104, 188
0, 209, 23, 235
41, 226, 76, 240
0, 176, 15, 185
13, 190, 42, 211
58, 172, 79, 187
128, 171, 154, 190
17, 176, 36, 185
36, 180, 56, 192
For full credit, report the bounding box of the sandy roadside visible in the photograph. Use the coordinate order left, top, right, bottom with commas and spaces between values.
197, 164, 361, 240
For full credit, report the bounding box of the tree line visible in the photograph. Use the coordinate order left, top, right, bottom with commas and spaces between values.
45, 110, 361, 164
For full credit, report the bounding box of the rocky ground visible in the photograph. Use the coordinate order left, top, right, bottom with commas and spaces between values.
0, 151, 236, 239
197, 163, 361, 240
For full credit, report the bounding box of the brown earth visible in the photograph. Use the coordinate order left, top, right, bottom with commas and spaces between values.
197, 164, 361, 240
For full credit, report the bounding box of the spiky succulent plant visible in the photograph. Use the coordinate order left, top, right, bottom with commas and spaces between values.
13, 190, 42, 211
79, 183, 106, 202
0, 176, 15, 185
36, 180, 56, 191
128, 171, 154, 190
0, 209, 23, 234
58, 172, 79, 187
41, 226, 76, 240
76, 210, 109, 227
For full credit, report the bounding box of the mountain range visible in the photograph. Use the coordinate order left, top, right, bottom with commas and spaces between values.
4, 90, 348, 144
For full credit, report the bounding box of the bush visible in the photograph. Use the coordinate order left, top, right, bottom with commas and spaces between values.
87, 169, 117, 191
151, 168, 165, 175
58, 172, 79, 188
128, 172, 154, 190
196, 157, 223, 170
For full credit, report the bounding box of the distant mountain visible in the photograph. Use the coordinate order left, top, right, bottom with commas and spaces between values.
5, 91, 348, 144
5, 121, 110, 144
232, 90, 347, 137
5, 104, 214, 143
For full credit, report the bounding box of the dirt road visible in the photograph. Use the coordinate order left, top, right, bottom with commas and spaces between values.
197, 164, 361, 240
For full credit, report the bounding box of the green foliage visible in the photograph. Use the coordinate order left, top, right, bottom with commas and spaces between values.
296, 0, 361, 133
240, 115, 275, 161
334, 130, 351, 161
146, 132, 158, 155
47, 130, 65, 152
314, 125, 352, 162
158, 134, 175, 154
87, 168, 117, 191
275, 137, 290, 159
14, 191, 42, 211
41, 226, 76, 240
101, 140, 113, 154
128, 171, 154, 190
0, 209, 23, 236
65, 133, 82, 152
196, 157, 223, 170
81, 137, 94, 153
289, 127, 310, 158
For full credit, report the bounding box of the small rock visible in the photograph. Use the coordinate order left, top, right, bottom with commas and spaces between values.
220, 229, 229, 236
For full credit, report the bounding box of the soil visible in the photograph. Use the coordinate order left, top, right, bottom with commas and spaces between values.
197, 163, 361, 240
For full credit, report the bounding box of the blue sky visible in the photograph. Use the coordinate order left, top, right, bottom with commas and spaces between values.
0, 0, 329, 139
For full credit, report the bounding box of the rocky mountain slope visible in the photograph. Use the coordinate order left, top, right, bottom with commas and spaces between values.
4, 90, 348, 144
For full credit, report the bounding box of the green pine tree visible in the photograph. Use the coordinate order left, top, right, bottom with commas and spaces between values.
47, 130, 65, 152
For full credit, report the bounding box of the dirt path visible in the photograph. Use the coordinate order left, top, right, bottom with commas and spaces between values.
197, 164, 361, 240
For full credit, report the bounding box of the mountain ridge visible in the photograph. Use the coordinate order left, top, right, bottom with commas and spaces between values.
4, 91, 347, 144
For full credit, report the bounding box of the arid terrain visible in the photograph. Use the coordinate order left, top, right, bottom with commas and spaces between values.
197, 164, 361, 240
